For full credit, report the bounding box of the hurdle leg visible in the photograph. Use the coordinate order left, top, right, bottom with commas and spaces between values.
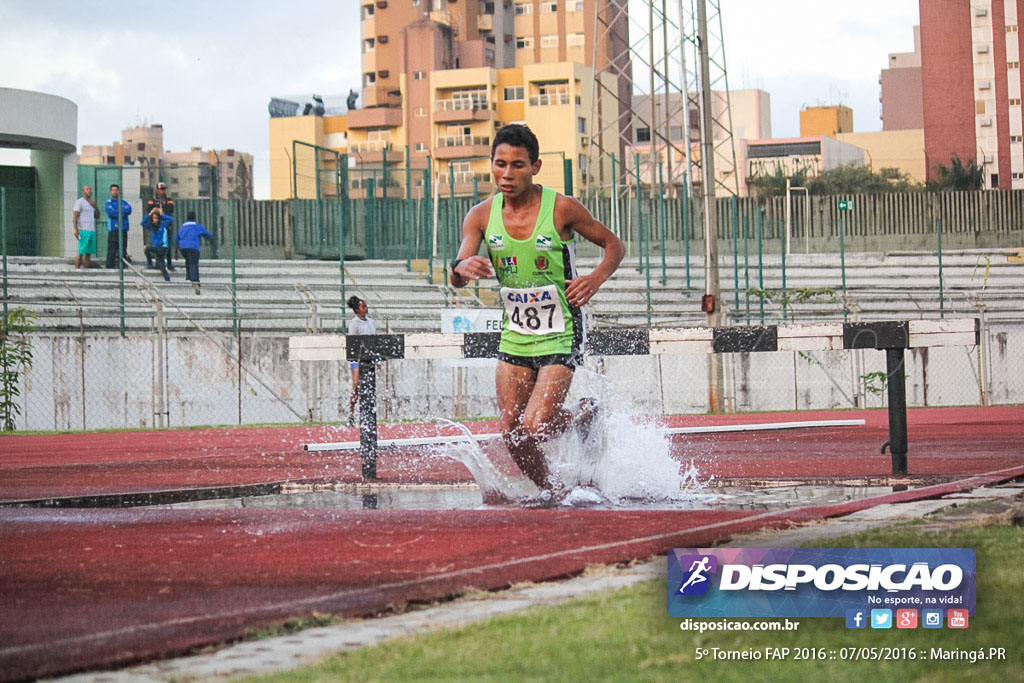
884, 348, 908, 475
358, 362, 378, 479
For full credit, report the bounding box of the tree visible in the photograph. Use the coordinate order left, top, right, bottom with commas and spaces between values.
233, 157, 252, 200
748, 164, 921, 197
0, 308, 36, 431
928, 156, 984, 191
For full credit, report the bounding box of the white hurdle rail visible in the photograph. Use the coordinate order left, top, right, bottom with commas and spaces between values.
289, 319, 979, 479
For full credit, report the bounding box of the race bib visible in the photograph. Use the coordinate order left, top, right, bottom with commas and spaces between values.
500, 285, 565, 335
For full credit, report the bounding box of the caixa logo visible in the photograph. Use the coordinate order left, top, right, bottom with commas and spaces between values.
667, 548, 976, 619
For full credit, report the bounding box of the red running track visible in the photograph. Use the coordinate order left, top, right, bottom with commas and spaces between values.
0, 406, 1022, 680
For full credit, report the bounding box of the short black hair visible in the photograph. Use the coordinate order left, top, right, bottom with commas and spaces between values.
491, 124, 539, 164
347, 295, 364, 313
110, 183, 120, 191
187, 210, 197, 221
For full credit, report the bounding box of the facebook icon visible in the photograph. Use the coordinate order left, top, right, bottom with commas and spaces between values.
846, 609, 867, 629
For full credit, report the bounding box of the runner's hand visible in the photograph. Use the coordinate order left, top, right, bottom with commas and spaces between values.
565, 273, 603, 306
454, 255, 494, 281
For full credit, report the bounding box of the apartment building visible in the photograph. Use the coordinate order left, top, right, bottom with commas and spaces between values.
623, 89, 772, 196
920, 0, 1024, 188
79, 125, 253, 199
880, 25, 924, 131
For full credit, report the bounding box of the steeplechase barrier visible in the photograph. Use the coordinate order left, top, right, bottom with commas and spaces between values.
289, 319, 979, 479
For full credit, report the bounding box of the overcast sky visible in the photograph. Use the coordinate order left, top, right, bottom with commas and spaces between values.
1, 0, 919, 198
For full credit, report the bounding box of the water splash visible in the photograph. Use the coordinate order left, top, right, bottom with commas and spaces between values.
434, 404, 710, 508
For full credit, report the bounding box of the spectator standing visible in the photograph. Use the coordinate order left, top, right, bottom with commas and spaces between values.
142, 206, 172, 281
346, 295, 376, 426
72, 184, 99, 269
175, 210, 213, 295
147, 181, 176, 270
103, 184, 132, 269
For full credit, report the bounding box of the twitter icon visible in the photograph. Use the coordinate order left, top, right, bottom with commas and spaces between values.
870, 609, 893, 629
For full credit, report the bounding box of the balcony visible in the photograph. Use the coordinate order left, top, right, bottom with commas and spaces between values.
348, 140, 401, 164
361, 85, 402, 109
434, 97, 494, 122
430, 9, 452, 26
434, 134, 491, 159
477, 14, 494, 30
436, 172, 494, 197
347, 104, 403, 129
529, 92, 572, 106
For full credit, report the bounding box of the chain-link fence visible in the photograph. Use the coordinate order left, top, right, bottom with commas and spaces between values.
2, 178, 1023, 431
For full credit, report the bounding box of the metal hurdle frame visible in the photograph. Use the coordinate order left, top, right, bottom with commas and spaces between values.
289, 319, 980, 479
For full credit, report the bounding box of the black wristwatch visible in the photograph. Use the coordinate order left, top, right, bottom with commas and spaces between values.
451, 258, 463, 277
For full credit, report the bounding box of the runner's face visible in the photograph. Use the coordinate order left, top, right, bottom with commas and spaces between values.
491, 143, 540, 199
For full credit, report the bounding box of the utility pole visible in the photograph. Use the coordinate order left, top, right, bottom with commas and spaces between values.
697, 0, 724, 412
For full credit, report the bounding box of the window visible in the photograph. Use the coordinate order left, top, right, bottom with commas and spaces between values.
364, 72, 376, 86
481, 1, 494, 13
414, 106, 427, 117
415, 142, 428, 152
579, 154, 587, 171
1011, 135, 1023, 142
670, 125, 683, 140
228, 162, 234, 170
504, 85, 524, 101
1008, 24, 1018, 32
516, 36, 533, 49
1011, 98, 1022, 106
540, 1, 557, 12
363, 38, 375, 53
565, 0, 583, 10
514, 2, 531, 14
362, 3, 374, 18
485, 48, 495, 60
636, 127, 650, 142
577, 116, 586, 133
566, 32, 585, 47
413, 71, 426, 80
1013, 172, 1024, 179
1010, 61, 1020, 68
540, 34, 558, 47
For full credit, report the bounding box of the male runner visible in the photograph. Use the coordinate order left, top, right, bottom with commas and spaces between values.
450, 124, 624, 491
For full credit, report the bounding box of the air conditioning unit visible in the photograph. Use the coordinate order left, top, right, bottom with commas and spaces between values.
981, 117, 994, 127
376, 0, 387, 7
378, 35, 388, 43
976, 7, 988, 16
977, 44, 990, 53
378, 69, 390, 78
979, 80, 992, 90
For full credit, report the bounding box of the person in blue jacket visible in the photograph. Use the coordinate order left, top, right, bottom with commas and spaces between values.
176, 210, 213, 295
103, 184, 132, 269
142, 206, 172, 281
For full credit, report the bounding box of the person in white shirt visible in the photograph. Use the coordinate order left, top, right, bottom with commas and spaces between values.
72, 185, 99, 269
347, 295, 376, 426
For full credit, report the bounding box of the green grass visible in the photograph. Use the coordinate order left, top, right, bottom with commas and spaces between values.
245, 519, 1023, 683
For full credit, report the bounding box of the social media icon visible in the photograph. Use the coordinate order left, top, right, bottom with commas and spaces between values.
871, 609, 892, 629
948, 609, 969, 629
846, 609, 867, 629
896, 609, 918, 629
922, 609, 943, 628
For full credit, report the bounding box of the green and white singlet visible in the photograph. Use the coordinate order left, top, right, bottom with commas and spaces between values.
485, 186, 585, 358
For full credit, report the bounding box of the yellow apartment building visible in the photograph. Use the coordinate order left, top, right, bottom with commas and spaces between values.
799, 105, 854, 137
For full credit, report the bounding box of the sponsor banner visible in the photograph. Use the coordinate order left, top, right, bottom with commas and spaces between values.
667, 548, 975, 618
441, 309, 503, 334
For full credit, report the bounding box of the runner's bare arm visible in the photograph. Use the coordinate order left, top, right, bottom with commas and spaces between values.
557, 196, 624, 306
451, 200, 495, 288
